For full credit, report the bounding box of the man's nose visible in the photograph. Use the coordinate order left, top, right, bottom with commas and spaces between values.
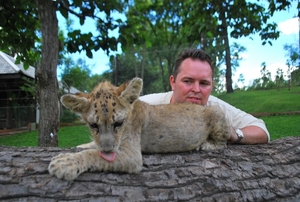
192, 83, 201, 92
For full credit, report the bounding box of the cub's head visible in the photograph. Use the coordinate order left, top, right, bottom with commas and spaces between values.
60, 77, 143, 161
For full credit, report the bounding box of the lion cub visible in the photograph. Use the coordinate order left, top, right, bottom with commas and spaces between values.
48, 78, 230, 181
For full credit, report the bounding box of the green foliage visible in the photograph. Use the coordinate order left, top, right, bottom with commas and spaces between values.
59, 56, 112, 93
284, 43, 300, 88
291, 69, 300, 86
60, 57, 92, 92
0, 0, 41, 67
275, 68, 285, 90
119, 0, 292, 93
108, 51, 167, 94
284, 43, 299, 68
245, 61, 298, 91
57, 0, 124, 56
230, 43, 247, 72
60, 109, 78, 123
85, 74, 110, 92
20, 77, 38, 99
1, 0, 124, 65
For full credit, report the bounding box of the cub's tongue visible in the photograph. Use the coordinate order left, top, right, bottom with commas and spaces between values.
99, 151, 116, 162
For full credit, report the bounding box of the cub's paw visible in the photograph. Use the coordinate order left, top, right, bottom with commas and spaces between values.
48, 153, 85, 181
201, 141, 227, 150
201, 141, 216, 150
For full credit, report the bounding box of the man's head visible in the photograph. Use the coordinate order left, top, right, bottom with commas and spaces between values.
170, 48, 214, 106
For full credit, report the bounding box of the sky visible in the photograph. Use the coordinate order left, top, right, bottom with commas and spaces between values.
57, 1, 299, 88
231, 2, 299, 87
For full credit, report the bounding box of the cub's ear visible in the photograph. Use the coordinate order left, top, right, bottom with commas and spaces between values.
61, 93, 90, 113
116, 80, 130, 95
119, 77, 143, 104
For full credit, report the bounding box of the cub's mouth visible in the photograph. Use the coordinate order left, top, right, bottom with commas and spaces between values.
99, 151, 116, 162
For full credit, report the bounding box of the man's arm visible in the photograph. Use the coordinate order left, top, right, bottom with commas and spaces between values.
229, 126, 269, 144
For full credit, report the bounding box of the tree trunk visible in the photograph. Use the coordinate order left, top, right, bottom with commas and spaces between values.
219, 5, 234, 93
157, 52, 168, 92
1, 137, 300, 201
35, 0, 59, 147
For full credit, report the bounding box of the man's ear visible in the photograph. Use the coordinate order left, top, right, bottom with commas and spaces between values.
169, 75, 175, 91
61, 93, 90, 113
119, 77, 143, 104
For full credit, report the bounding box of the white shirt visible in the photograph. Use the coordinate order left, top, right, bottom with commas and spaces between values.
139, 91, 270, 142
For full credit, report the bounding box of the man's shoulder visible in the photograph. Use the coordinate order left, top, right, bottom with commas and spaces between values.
207, 95, 239, 114
207, 95, 226, 106
139, 92, 173, 105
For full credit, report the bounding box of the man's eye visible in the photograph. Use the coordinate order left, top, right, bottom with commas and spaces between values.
200, 82, 210, 86
113, 121, 123, 130
183, 80, 192, 84
89, 123, 98, 129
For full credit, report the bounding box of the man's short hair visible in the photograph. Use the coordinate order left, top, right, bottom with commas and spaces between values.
172, 48, 214, 80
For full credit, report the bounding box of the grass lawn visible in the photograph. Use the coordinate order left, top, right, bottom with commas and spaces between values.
262, 115, 300, 140
217, 86, 300, 114
0, 125, 91, 148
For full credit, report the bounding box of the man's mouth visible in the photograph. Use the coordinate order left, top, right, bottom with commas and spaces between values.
186, 97, 201, 104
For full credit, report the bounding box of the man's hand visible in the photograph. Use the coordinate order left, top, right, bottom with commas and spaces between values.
228, 126, 268, 144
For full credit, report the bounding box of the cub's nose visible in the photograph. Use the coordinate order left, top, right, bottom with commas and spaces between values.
99, 136, 115, 152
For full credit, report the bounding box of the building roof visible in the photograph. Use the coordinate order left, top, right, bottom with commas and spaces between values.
0, 51, 35, 78
58, 82, 81, 94
0, 51, 81, 94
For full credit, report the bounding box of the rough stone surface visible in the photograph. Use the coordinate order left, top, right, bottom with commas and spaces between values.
0, 137, 300, 201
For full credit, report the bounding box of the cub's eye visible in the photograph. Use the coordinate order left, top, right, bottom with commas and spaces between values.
113, 121, 123, 130
89, 123, 98, 129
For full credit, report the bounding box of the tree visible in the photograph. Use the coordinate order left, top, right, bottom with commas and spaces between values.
230, 43, 246, 75
207, 0, 291, 93
119, 0, 223, 92
60, 58, 92, 92
275, 68, 285, 90
86, 73, 110, 92
120, 0, 192, 92
284, 43, 300, 89
105, 52, 166, 95
237, 74, 245, 89
34, 0, 60, 146
0, 0, 124, 146
260, 62, 272, 89
0, 0, 41, 68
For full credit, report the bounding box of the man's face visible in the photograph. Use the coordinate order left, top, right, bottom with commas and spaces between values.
170, 58, 213, 106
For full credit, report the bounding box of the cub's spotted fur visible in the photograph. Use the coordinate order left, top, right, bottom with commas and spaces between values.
48, 78, 231, 181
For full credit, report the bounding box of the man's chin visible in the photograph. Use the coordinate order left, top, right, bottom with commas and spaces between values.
186, 99, 202, 105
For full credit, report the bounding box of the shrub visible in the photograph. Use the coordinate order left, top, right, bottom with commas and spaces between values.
60, 109, 78, 123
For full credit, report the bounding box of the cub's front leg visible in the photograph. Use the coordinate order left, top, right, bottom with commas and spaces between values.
48, 150, 97, 181
48, 149, 143, 181
200, 106, 231, 150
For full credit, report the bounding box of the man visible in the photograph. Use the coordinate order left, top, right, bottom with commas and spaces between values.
139, 48, 270, 144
